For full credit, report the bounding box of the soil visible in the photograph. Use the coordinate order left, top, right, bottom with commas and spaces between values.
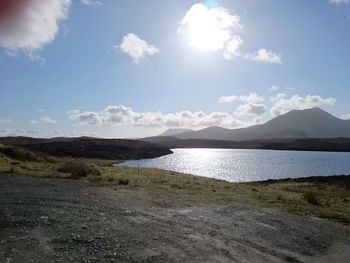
0, 174, 349, 263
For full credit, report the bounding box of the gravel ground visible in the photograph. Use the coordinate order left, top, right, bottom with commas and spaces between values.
0, 174, 349, 263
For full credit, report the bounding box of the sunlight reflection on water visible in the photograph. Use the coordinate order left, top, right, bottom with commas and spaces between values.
116, 148, 350, 182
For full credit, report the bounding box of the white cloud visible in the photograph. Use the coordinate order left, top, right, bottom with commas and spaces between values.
269, 93, 287, 102
178, 3, 283, 65
66, 110, 102, 125
223, 35, 243, 60
329, 0, 350, 4
341, 113, 350, 120
81, 0, 102, 6
0, 129, 66, 138
218, 93, 264, 104
67, 105, 249, 129
30, 116, 58, 124
0, 0, 71, 56
246, 49, 282, 64
0, 118, 13, 124
269, 86, 279, 92
219, 92, 336, 119
218, 95, 239, 103
117, 33, 159, 63
178, 3, 242, 51
270, 95, 336, 116
234, 103, 267, 117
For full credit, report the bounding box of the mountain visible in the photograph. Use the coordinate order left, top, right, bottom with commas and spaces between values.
159, 128, 193, 136
162, 108, 350, 141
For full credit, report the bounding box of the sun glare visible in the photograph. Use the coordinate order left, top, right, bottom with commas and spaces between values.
187, 16, 230, 50
179, 3, 241, 51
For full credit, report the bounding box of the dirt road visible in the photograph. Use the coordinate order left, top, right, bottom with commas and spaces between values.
0, 174, 349, 262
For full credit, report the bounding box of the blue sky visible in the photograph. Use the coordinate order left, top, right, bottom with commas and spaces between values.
0, 0, 349, 138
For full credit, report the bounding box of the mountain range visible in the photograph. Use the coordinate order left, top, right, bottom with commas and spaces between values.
157, 107, 350, 141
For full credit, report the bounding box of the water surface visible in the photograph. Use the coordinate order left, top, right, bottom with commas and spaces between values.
116, 148, 350, 182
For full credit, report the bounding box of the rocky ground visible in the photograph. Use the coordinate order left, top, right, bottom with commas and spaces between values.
0, 174, 349, 263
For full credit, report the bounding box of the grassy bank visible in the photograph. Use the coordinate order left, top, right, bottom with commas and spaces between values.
0, 143, 349, 225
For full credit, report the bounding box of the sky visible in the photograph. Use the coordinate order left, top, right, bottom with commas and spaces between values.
0, 0, 350, 138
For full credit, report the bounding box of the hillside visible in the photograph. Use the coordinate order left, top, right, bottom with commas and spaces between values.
159, 128, 193, 136
168, 108, 350, 141
0, 137, 172, 160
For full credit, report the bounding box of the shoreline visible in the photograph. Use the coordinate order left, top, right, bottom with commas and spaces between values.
0, 143, 349, 225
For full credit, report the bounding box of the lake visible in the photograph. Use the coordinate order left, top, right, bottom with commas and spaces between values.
116, 148, 350, 182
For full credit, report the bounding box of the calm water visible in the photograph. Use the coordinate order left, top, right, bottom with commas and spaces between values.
116, 148, 350, 182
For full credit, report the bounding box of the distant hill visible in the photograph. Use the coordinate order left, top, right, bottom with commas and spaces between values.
0, 137, 172, 160
141, 108, 350, 152
170, 108, 350, 141
140, 137, 350, 152
159, 128, 193, 137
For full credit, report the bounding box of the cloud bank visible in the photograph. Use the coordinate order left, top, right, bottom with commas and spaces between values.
67, 105, 245, 129
270, 95, 336, 116
218, 93, 264, 104
68, 93, 336, 131
218, 92, 336, 119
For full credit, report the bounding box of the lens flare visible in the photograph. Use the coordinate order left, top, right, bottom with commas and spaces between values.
0, 0, 27, 22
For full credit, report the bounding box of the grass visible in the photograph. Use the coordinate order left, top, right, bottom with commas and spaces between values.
302, 191, 321, 206
57, 160, 100, 178
0, 143, 349, 224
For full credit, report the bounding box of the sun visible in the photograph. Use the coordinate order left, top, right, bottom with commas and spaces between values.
179, 3, 240, 51
187, 15, 230, 50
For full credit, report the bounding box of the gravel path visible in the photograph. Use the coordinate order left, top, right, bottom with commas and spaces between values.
0, 174, 349, 263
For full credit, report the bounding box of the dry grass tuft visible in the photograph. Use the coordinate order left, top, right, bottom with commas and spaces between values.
302, 191, 321, 206
57, 161, 100, 178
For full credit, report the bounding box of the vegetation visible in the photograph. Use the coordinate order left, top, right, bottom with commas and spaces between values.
57, 160, 100, 178
0, 143, 349, 225
302, 191, 321, 206
0, 136, 172, 160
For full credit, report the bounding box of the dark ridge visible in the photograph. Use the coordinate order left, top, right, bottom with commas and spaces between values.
141, 137, 350, 152
0, 137, 172, 160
